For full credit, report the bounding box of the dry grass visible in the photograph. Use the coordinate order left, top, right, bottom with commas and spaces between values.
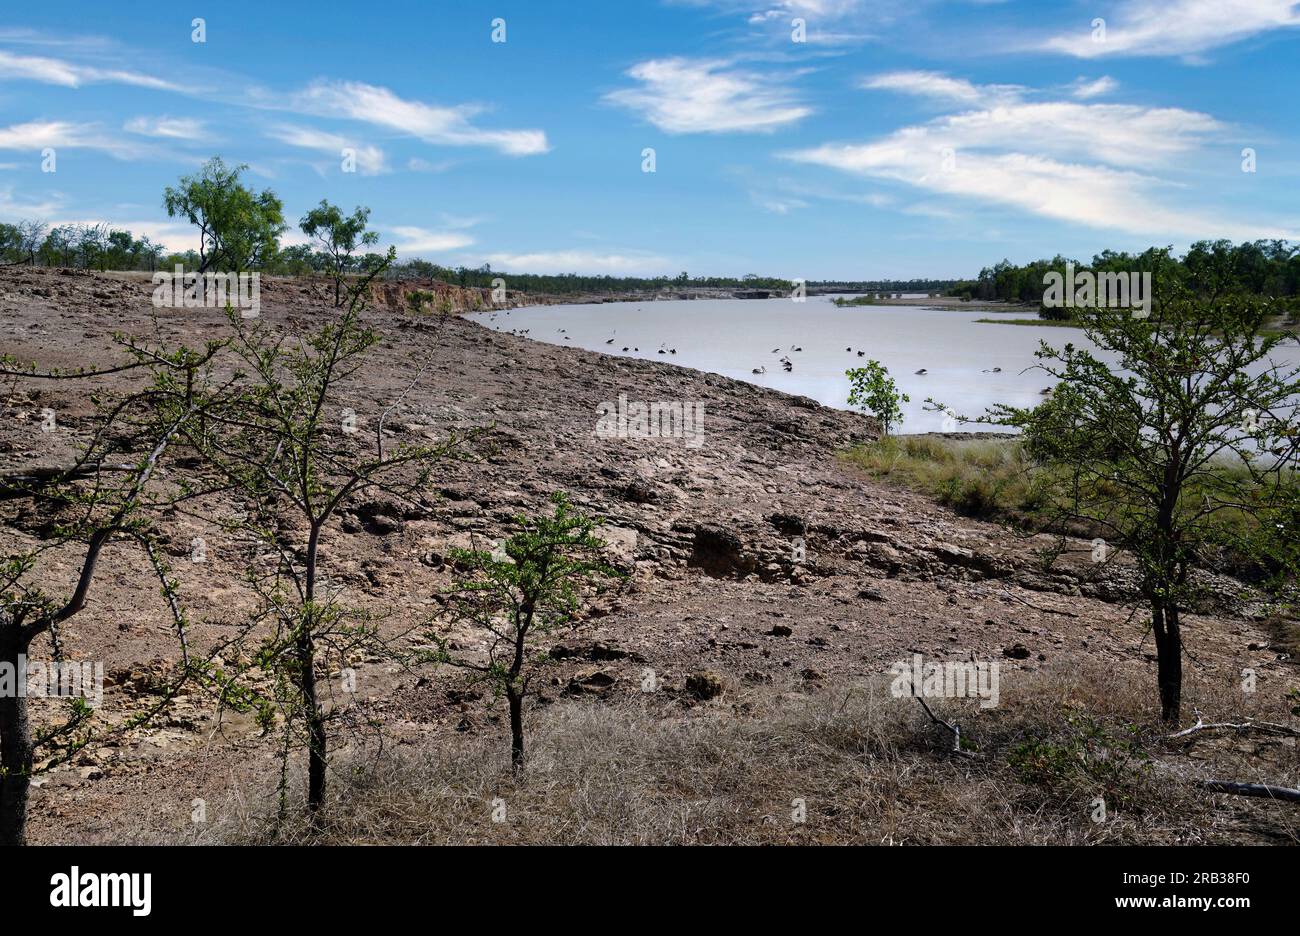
166, 663, 1300, 846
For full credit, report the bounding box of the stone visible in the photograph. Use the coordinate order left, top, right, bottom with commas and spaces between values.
685, 671, 724, 701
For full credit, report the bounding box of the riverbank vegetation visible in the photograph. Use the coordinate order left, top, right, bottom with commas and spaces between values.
848, 285, 1300, 723
948, 240, 1300, 328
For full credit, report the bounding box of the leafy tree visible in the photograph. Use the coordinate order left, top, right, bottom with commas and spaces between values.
972, 289, 1300, 723
186, 250, 461, 822
428, 494, 619, 772
299, 201, 379, 307
0, 224, 19, 264
40, 226, 75, 268
106, 229, 134, 270
846, 361, 909, 435
0, 340, 222, 844
75, 223, 109, 271
163, 156, 286, 272
14, 221, 46, 266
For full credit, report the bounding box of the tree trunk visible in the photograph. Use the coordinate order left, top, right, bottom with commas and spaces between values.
301, 524, 327, 820
0, 629, 32, 846
506, 684, 524, 774
1152, 602, 1182, 724
304, 669, 326, 815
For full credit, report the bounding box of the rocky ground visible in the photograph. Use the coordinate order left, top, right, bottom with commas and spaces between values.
1, 265, 1296, 844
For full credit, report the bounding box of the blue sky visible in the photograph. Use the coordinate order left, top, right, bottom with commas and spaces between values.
1, 0, 1298, 279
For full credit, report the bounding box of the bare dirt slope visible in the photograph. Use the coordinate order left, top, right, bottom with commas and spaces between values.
1, 266, 1295, 843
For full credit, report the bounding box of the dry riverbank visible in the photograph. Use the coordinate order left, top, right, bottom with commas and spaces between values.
1, 265, 1296, 844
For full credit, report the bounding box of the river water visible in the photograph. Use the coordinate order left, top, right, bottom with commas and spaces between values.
467, 296, 1291, 435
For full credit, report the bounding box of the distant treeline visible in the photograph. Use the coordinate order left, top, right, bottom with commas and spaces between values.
0, 221, 173, 271
383, 262, 795, 294
810, 278, 957, 293
948, 240, 1300, 311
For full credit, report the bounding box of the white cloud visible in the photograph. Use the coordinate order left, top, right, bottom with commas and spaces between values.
860, 71, 1023, 106
605, 57, 811, 134
482, 249, 670, 275
266, 124, 388, 175
124, 116, 209, 141
784, 74, 1294, 240
390, 225, 476, 255
283, 80, 548, 156
1043, 0, 1300, 58
0, 49, 181, 90
0, 120, 141, 158
1070, 76, 1119, 99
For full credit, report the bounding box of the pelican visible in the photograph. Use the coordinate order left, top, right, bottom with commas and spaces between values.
752, 366, 767, 375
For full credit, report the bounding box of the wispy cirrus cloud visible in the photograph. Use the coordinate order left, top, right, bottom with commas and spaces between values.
605, 57, 811, 134
859, 70, 1023, 106
1042, 0, 1300, 59
0, 48, 182, 90
0, 120, 142, 159
265, 124, 388, 175
1069, 76, 1119, 99
124, 115, 210, 141
280, 80, 548, 156
784, 73, 1293, 240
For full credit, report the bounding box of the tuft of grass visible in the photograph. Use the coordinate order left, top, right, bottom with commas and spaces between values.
841, 435, 1048, 520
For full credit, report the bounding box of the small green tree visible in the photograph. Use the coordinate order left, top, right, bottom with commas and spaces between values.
300, 201, 379, 307
968, 289, 1300, 724
187, 251, 460, 822
428, 494, 620, 772
846, 361, 909, 435
164, 157, 286, 272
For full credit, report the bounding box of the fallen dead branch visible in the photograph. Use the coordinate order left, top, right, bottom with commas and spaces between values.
913, 695, 979, 759
1199, 781, 1300, 803
1168, 717, 1300, 741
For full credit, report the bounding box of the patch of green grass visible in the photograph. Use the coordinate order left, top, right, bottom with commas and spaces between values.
840, 435, 1048, 520
842, 434, 1297, 584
